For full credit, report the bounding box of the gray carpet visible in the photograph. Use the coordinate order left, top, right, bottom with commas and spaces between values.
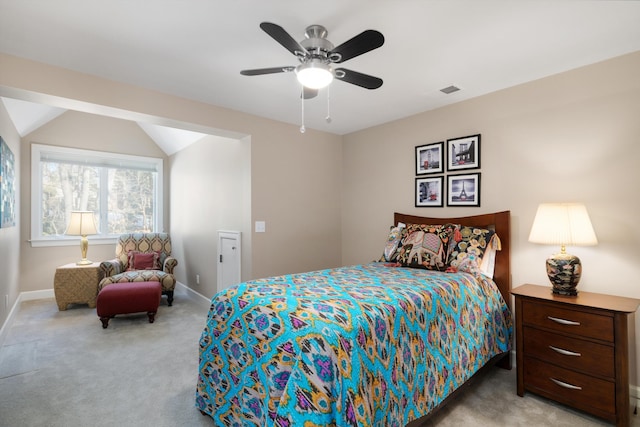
0, 287, 634, 427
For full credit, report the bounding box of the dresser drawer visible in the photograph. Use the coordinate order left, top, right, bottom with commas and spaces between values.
523, 356, 615, 418
523, 326, 614, 378
521, 300, 613, 342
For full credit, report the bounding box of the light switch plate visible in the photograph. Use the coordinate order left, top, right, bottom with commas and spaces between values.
255, 221, 266, 233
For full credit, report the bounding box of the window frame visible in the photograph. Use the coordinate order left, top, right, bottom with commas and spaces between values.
30, 143, 164, 247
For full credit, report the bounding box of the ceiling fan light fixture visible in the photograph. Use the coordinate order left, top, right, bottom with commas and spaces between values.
296, 60, 334, 89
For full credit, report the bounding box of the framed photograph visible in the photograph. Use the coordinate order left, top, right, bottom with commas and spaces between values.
415, 176, 443, 207
447, 173, 480, 207
446, 134, 480, 171
415, 141, 443, 175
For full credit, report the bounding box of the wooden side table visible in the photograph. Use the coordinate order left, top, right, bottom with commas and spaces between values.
512, 284, 640, 427
54, 262, 103, 310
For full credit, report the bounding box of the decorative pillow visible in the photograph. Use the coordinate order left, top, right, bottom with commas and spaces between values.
452, 254, 483, 277
127, 251, 161, 271
378, 223, 406, 262
396, 223, 456, 271
447, 225, 501, 278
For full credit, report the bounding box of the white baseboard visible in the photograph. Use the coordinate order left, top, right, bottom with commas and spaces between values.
0, 288, 55, 348
631, 385, 640, 411
20, 288, 54, 301
176, 282, 211, 307
0, 295, 20, 349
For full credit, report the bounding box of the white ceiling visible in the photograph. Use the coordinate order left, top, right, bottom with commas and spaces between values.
1, 1, 640, 147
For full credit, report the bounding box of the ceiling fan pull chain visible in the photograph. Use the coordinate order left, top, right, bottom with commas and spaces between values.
300, 86, 306, 133
326, 86, 332, 124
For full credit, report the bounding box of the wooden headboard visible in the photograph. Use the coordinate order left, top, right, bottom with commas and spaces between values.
394, 211, 512, 308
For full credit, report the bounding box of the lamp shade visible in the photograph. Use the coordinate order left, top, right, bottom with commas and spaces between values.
65, 211, 98, 236
528, 203, 597, 247
528, 203, 597, 296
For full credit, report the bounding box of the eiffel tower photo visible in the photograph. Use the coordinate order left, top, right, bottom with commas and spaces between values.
458, 181, 468, 200
449, 175, 477, 206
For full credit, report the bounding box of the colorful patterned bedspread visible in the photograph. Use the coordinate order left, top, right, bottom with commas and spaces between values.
196, 263, 512, 426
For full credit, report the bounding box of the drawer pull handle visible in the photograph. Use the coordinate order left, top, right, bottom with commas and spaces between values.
549, 345, 581, 357
547, 316, 580, 326
550, 377, 582, 390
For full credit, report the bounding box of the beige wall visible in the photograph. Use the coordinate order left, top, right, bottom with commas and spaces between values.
169, 134, 251, 297
342, 51, 640, 384
0, 100, 21, 328
169, 123, 344, 295
18, 111, 169, 293
0, 52, 344, 300
250, 125, 343, 278
343, 51, 640, 296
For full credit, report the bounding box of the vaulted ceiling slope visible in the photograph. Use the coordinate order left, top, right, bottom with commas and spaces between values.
1, 1, 640, 138
0, 97, 208, 155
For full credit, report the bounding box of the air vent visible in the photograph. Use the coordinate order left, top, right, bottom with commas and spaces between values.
440, 85, 460, 94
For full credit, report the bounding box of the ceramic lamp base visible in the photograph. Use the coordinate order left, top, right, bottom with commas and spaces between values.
546, 252, 582, 296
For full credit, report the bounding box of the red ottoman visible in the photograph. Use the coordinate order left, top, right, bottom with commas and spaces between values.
96, 281, 162, 329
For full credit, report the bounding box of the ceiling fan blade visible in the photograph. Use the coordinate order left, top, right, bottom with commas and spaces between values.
330, 30, 384, 63
260, 22, 308, 57
302, 87, 318, 99
335, 68, 383, 89
240, 66, 294, 76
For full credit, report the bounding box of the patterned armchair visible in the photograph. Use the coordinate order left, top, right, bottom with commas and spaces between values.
98, 233, 178, 306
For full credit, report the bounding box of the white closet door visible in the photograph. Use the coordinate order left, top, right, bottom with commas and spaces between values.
217, 231, 241, 292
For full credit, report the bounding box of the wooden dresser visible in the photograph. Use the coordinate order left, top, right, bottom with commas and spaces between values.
512, 284, 639, 426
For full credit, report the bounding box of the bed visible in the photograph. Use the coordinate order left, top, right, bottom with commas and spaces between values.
196, 211, 512, 426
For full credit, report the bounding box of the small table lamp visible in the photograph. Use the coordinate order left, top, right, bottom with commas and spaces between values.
528, 203, 598, 296
65, 211, 98, 265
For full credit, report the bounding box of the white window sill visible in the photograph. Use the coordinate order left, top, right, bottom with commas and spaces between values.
29, 237, 117, 248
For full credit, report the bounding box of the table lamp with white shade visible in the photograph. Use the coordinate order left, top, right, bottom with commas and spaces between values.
528, 203, 598, 296
65, 211, 98, 265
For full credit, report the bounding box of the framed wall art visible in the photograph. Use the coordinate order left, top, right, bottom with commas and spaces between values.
1, 136, 16, 228
415, 176, 443, 207
446, 134, 480, 171
447, 173, 480, 207
415, 141, 443, 175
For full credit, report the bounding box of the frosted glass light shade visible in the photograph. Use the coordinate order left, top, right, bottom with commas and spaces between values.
296, 61, 334, 89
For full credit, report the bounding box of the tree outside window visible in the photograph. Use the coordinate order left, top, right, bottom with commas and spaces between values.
32, 144, 162, 243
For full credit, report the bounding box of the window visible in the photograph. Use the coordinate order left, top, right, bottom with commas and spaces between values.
31, 144, 163, 246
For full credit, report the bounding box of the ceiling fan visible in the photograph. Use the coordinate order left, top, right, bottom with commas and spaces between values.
240, 22, 385, 99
